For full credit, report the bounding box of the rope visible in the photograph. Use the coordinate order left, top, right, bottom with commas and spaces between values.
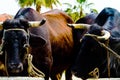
94, 38, 120, 60
0, 62, 7, 75
0, 49, 45, 77
84, 33, 120, 60
105, 39, 110, 78
89, 67, 99, 78
4, 51, 9, 76
26, 47, 45, 77
27, 54, 45, 77
84, 33, 120, 78
0, 43, 3, 55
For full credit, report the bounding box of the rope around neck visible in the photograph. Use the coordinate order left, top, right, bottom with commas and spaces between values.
85, 33, 120, 78
84, 33, 120, 60
27, 54, 45, 77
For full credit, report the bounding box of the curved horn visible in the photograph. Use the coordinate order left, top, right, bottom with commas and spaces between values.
97, 30, 111, 40
67, 23, 91, 29
0, 22, 3, 29
85, 30, 110, 40
29, 18, 46, 27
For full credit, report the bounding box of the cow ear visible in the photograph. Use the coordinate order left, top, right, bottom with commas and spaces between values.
29, 33, 46, 47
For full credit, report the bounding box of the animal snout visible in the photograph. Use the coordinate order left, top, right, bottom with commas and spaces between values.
8, 62, 23, 73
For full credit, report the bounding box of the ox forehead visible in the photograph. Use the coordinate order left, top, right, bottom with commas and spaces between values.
0, 18, 46, 30
2, 19, 29, 29
1, 19, 30, 47
2, 19, 29, 38
3, 29, 28, 40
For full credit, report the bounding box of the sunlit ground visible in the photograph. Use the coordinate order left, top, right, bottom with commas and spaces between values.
0, 73, 119, 80
0, 77, 119, 80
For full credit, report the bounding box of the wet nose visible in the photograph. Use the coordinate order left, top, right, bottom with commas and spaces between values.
8, 62, 23, 73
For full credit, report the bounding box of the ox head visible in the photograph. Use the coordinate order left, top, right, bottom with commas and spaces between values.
68, 23, 111, 79
0, 18, 46, 74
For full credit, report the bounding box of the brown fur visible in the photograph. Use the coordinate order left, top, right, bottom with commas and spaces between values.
43, 10, 74, 79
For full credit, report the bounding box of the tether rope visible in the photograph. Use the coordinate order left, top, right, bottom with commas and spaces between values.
84, 33, 120, 60
27, 53, 45, 77
84, 33, 120, 78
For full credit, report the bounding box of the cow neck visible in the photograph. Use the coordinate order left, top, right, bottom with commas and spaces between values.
85, 34, 110, 77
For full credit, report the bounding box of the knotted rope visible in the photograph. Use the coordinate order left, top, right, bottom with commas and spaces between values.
27, 53, 45, 77
89, 67, 99, 78
84, 33, 120, 78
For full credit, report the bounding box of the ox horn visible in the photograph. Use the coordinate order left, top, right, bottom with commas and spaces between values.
85, 30, 111, 40
67, 23, 91, 29
0, 22, 3, 29
29, 18, 46, 27
97, 30, 111, 40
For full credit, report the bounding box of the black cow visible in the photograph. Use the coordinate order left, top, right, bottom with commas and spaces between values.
0, 8, 75, 80
70, 13, 97, 59
76, 13, 97, 24
69, 7, 120, 79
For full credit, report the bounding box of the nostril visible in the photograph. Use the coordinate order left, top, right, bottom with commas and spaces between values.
8, 63, 17, 69
8, 62, 23, 73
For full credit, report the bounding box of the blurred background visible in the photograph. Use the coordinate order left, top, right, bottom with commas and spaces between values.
0, 0, 120, 21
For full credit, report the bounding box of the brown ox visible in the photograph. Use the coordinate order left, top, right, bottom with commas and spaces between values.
0, 8, 74, 80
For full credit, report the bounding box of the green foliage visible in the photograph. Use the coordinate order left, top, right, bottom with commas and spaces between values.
64, 4, 85, 22
17, 0, 34, 7
64, 0, 98, 22
16, 0, 61, 12
77, 0, 86, 4
38, 0, 61, 8
90, 8, 98, 14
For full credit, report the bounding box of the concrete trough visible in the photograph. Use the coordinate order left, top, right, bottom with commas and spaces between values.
0, 77, 119, 80
0, 77, 44, 80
